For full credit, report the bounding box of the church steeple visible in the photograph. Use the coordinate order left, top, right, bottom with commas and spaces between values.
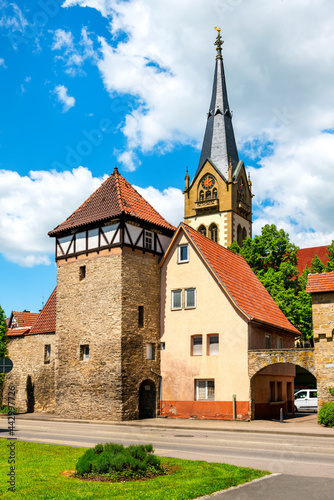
195, 28, 239, 180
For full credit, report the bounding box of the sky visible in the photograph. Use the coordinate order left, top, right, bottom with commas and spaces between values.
1, 0, 334, 317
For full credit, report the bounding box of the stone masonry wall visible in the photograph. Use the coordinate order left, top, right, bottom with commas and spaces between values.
121, 248, 161, 420
312, 293, 334, 407
3, 333, 55, 413
55, 250, 123, 420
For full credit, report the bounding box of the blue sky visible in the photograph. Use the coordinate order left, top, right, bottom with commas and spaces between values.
1, 0, 334, 316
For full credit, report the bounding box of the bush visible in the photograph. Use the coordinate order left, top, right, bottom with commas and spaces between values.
318, 402, 334, 427
75, 442, 165, 480
0, 405, 17, 414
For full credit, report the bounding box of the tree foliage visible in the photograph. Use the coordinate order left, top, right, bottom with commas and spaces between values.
0, 305, 8, 358
229, 224, 312, 339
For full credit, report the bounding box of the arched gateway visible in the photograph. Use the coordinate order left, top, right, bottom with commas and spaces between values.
138, 379, 157, 419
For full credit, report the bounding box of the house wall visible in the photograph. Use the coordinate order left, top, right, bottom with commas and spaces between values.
3, 333, 56, 413
249, 324, 296, 350
160, 232, 250, 420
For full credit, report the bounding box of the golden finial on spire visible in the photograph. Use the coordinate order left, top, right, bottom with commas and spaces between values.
214, 27, 223, 59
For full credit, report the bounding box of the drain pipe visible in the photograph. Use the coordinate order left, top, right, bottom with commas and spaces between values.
151, 368, 162, 415
232, 394, 236, 420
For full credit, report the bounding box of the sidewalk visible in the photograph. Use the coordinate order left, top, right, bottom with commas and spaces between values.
2, 411, 334, 438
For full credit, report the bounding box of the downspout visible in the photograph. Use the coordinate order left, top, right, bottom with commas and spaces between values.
151, 368, 162, 416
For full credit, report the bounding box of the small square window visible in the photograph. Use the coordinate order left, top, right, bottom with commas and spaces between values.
185, 288, 196, 308
80, 345, 89, 361
192, 335, 202, 356
178, 244, 189, 263
208, 334, 219, 356
195, 380, 215, 401
44, 344, 51, 364
79, 265, 86, 281
144, 230, 153, 250
146, 343, 156, 360
138, 306, 144, 328
171, 289, 182, 309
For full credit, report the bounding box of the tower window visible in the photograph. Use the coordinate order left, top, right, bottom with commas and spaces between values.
199, 190, 204, 201
138, 306, 144, 328
79, 265, 86, 281
44, 344, 51, 364
237, 225, 242, 246
242, 227, 247, 242
205, 190, 211, 200
144, 230, 153, 250
146, 343, 156, 360
80, 345, 89, 361
213, 188, 218, 199
209, 224, 218, 243
198, 225, 206, 237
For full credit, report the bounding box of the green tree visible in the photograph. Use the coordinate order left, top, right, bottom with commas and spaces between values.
310, 255, 325, 274
326, 241, 334, 272
229, 224, 312, 339
0, 305, 9, 406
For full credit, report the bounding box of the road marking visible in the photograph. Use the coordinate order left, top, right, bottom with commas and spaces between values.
195, 473, 281, 499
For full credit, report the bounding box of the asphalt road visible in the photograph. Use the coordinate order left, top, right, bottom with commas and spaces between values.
1, 417, 334, 481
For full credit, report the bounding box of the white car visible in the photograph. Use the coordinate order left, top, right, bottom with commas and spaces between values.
294, 389, 318, 412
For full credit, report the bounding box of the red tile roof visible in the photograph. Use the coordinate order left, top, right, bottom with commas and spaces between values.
180, 224, 300, 335
29, 288, 56, 335
296, 246, 329, 274
306, 272, 334, 293
49, 168, 175, 236
10, 311, 39, 328
6, 327, 30, 337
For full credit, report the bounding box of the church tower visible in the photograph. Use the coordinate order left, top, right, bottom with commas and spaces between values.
184, 28, 252, 247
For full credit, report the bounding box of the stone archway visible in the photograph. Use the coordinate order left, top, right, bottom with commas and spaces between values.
138, 379, 157, 419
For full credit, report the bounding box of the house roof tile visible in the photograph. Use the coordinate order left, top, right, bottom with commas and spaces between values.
306, 272, 334, 293
11, 311, 39, 328
29, 288, 56, 335
180, 224, 299, 335
49, 168, 175, 236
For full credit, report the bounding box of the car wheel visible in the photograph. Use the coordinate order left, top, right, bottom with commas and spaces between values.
294, 405, 298, 413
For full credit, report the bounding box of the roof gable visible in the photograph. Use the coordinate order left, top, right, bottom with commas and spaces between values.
165, 224, 299, 335
49, 168, 175, 236
10, 311, 39, 329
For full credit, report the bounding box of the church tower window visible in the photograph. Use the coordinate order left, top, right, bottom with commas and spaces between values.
199, 190, 204, 201
205, 190, 211, 200
242, 227, 247, 241
209, 224, 218, 243
213, 188, 218, 199
237, 225, 242, 247
198, 225, 206, 237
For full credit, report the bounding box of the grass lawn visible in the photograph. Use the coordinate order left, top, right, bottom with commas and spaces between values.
0, 440, 269, 499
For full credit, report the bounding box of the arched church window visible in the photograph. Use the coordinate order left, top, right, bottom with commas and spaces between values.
206, 190, 211, 200
213, 188, 217, 199
242, 227, 247, 242
237, 224, 242, 247
199, 190, 204, 201
209, 224, 218, 243
198, 225, 206, 237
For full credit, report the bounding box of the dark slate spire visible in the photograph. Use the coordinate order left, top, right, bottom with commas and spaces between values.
195, 28, 239, 180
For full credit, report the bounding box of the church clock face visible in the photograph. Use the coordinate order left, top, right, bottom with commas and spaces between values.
201, 174, 215, 190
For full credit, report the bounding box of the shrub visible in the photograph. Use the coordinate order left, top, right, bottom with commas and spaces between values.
318, 402, 334, 427
75, 442, 165, 480
0, 405, 17, 414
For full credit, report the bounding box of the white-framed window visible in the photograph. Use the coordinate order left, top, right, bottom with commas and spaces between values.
44, 344, 51, 364
171, 289, 182, 309
185, 288, 196, 308
265, 334, 271, 349
178, 244, 189, 263
208, 334, 219, 356
277, 337, 283, 348
144, 230, 153, 250
146, 343, 156, 360
192, 335, 202, 356
80, 345, 89, 361
195, 380, 215, 401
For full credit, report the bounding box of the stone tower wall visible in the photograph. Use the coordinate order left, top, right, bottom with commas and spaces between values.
55, 249, 123, 420
312, 292, 334, 407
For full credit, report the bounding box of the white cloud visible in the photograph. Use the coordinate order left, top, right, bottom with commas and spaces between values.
61, 0, 334, 246
0, 57, 7, 68
0, 2, 28, 32
117, 150, 141, 172
134, 185, 183, 228
0, 167, 105, 266
51, 26, 97, 76
52, 28, 74, 51
54, 84, 76, 112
